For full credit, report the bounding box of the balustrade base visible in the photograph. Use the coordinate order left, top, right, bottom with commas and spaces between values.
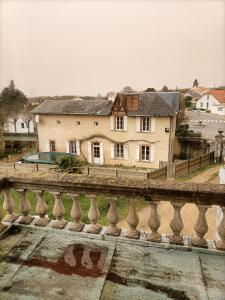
35, 217, 50, 227
3, 213, 18, 223
169, 235, 184, 245
148, 232, 161, 243
215, 239, 225, 251
106, 226, 121, 237
191, 237, 208, 248
126, 229, 140, 239
87, 224, 102, 234
51, 219, 67, 229
17, 215, 34, 225
68, 221, 85, 232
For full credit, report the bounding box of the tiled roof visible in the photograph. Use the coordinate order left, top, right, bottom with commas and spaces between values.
32, 99, 113, 115
207, 90, 225, 103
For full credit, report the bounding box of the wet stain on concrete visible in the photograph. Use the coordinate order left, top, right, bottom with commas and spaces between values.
22, 244, 108, 277
107, 272, 191, 300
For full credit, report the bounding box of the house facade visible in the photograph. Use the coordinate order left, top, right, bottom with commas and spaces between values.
196, 90, 225, 115
33, 92, 180, 169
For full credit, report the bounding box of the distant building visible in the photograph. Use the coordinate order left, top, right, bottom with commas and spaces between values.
32, 92, 180, 169
4, 117, 35, 134
196, 90, 225, 115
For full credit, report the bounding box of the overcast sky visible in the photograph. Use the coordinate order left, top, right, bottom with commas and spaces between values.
0, 0, 224, 97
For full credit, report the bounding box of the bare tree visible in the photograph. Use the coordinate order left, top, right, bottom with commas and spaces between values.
106, 91, 116, 101
161, 85, 169, 92
21, 104, 34, 134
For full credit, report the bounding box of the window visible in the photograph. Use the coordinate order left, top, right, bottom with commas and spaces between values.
115, 144, 124, 159
141, 117, 151, 132
69, 141, 77, 154
94, 121, 99, 127
21, 123, 25, 128
200, 103, 203, 108
218, 107, 223, 111
56, 120, 61, 125
116, 116, 124, 130
76, 121, 81, 126
141, 145, 150, 161
49, 140, 56, 152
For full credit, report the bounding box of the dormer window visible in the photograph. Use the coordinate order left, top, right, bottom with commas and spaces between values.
76, 121, 81, 126
56, 120, 61, 125
94, 121, 99, 127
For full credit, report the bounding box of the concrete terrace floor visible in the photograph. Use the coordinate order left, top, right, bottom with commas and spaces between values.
0, 225, 225, 300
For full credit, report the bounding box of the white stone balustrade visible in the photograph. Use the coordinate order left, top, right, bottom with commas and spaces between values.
0, 185, 224, 252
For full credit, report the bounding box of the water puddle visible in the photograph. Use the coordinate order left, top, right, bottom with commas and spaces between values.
23, 244, 108, 277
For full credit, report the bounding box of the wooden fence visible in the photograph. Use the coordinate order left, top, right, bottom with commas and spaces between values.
174, 152, 214, 179
0, 162, 167, 180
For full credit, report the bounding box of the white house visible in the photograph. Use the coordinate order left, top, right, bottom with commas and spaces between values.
196, 90, 225, 115
4, 117, 35, 134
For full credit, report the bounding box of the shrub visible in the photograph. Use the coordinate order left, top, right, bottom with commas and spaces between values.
56, 155, 83, 173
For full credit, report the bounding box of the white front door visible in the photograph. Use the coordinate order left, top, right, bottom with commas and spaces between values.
93, 142, 101, 164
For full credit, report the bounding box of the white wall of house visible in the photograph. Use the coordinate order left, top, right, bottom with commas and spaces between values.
4, 117, 35, 133
211, 105, 225, 116
196, 95, 220, 111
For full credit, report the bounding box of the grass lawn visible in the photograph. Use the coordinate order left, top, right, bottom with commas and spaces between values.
0, 190, 146, 226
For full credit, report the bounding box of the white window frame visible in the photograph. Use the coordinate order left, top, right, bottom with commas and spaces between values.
49, 140, 56, 152
115, 144, 124, 159
141, 145, 150, 161
69, 141, 77, 154
116, 116, 124, 131
141, 117, 151, 132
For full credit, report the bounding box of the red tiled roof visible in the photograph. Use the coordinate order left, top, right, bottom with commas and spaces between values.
207, 90, 225, 103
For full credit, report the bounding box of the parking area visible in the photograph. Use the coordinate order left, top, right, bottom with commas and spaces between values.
186, 110, 225, 140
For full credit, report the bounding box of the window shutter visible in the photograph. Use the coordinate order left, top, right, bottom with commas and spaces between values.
100, 142, 104, 165
150, 144, 155, 163
76, 141, 80, 156
151, 117, 156, 132
124, 116, 128, 131
110, 143, 115, 159
66, 141, 70, 153
45, 141, 50, 152
136, 117, 141, 132
124, 144, 128, 160
87, 142, 92, 163
110, 116, 114, 130
135, 145, 140, 161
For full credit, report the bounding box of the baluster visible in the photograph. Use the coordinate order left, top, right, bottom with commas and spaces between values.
148, 201, 161, 242
87, 195, 102, 234
17, 189, 33, 224
106, 196, 121, 236
169, 201, 184, 244
215, 206, 225, 250
3, 189, 18, 222
126, 198, 140, 239
34, 190, 50, 227
192, 204, 210, 247
52, 192, 67, 229
68, 193, 84, 232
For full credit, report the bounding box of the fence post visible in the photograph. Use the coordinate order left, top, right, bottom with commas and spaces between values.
36, 164, 39, 171
13, 163, 15, 170
87, 166, 90, 175
115, 169, 118, 178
